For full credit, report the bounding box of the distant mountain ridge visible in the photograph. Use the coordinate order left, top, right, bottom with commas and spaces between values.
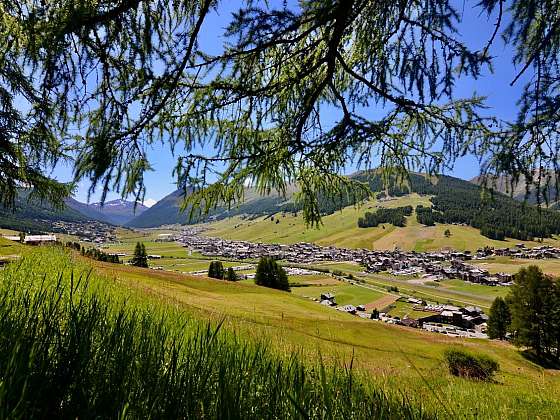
0, 192, 148, 232
470, 172, 560, 208
67, 199, 148, 225
0, 192, 90, 233
126, 188, 294, 228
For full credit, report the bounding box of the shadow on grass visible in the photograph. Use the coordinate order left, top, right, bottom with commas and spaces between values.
520, 350, 560, 369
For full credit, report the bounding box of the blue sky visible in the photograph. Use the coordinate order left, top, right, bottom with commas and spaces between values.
54, 1, 528, 205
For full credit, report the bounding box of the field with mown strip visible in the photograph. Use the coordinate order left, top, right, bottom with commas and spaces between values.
203, 195, 560, 251
1, 245, 560, 418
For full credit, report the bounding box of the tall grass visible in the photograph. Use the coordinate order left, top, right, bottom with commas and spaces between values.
0, 249, 431, 419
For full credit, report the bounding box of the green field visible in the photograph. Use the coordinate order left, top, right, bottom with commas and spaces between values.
1, 244, 560, 418
90, 252, 560, 418
204, 195, 560, 252
384, 300, 432, 320
291, 282, 385, 306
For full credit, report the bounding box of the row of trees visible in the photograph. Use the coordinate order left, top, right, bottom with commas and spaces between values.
357, 206, 413, 228
80, 247, 121, 264
488, 266, 560, 362
207, 257, 289, 291
207, 261, 238, 281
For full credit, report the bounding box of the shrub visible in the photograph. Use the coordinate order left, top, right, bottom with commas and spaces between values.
444, 349, 499, 381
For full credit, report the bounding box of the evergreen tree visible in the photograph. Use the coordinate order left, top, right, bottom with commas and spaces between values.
2, 1, 559, 226
208, 261, 224, 279
487, 297, 511, 340
226, 267, 237, 282
130, 242, 148, 268
254, 257, 290, 291
507, 266, 559, 361
444, 229, 451, 238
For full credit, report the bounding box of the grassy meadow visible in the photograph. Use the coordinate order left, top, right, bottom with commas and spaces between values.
0, 244, 559, 418
204, 195, 560, 252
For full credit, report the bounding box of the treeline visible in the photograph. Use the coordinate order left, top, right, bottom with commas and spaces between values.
358, 206, 412, 228
64, 241, 121, 264
488, 266, 560, 363
381, 174, 560, 241
80, 246, 121, 263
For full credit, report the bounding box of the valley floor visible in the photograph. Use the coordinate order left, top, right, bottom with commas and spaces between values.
3, 227, 560, 418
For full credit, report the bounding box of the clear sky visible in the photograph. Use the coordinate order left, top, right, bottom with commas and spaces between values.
53, 1, 528, 205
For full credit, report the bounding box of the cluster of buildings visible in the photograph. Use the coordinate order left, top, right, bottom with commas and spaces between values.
177, 228, 560, 287
3, 234, 58, 245
50, 220, 117, 243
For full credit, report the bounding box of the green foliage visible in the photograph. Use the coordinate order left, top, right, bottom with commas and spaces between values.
507, 266, 560, 361
254, 257, 290, 291
82, 246, 120, 264
487, 297, 511, 340
0, 249, 428, 419
416, 205, 436, 226
358, 206, 412, 228
226, 267, 237, 282
208, 261, 225, 280
130, 242, 148, 268
444, 349, 499, 381
2, 0, 560, 227
443, 229, 451, 238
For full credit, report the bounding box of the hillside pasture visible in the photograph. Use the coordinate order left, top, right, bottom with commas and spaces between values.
1, 247, 559, 417
204, 195, 560, 252
86, 253, 560, 419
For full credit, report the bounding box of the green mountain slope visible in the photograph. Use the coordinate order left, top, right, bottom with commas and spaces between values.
0, 191, 90, 233
128, 172, 560, 243
126, 188, 294, 228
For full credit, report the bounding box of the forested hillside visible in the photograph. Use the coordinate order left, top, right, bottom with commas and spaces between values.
127, 172, 560, 241
126, 189, 291, 228
0, 191, 89, 233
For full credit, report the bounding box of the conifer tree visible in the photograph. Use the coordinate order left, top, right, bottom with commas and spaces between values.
208, 261, 224, 279
254, 257, 290, 291
507, 266, 560, 361
487, 297, 511, 340
226, 267, 237, 282
130, 242, 148, 268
